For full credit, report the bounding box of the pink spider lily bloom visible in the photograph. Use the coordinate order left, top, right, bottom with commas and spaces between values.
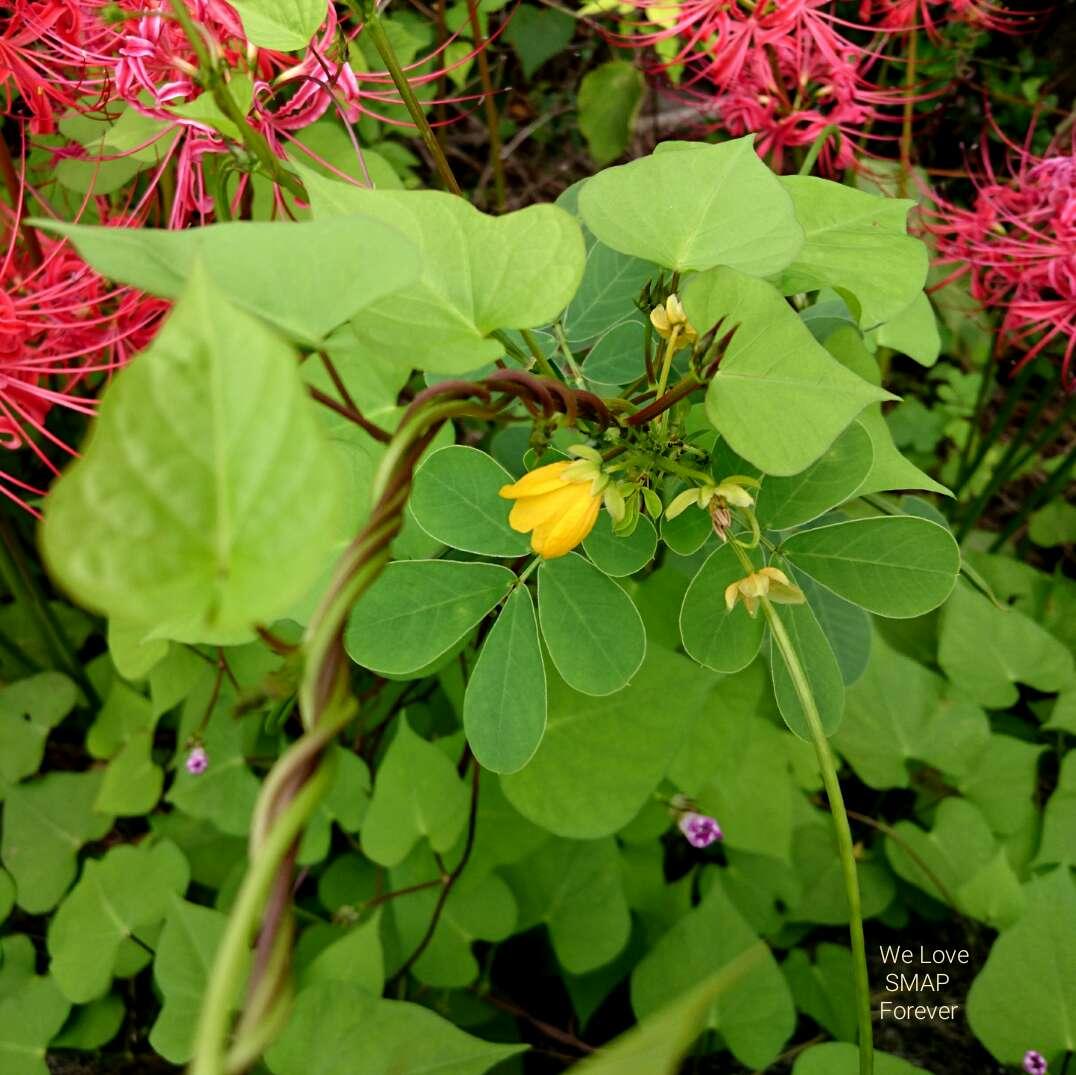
857, 0, 1041, 37
929, 133, 1076, 393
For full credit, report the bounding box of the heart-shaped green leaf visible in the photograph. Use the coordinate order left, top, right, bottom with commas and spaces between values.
775, 177, 928, 329
302, 180, 585, 373
228, 0, 327, 49
578, 138, 803, 275
686, 268, 892, 476
35, 216, 418, 346
41, 268, 343, 645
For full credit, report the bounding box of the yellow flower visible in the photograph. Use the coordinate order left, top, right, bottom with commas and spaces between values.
724, 567, 805, 618
649, 293, 698, 351
499, 453, 605, 558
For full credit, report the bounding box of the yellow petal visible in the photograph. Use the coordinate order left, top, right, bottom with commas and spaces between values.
530, 488, 601, 558
759, 566, 791, 587
724, 580, 741, 611
499, 461, 572, 500
507, 483, 582, 533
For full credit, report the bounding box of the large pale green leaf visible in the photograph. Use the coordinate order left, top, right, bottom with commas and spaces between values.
570, 951, 769, 1075
967, 869, 1076, 1065
782, 944, 856, 1043
229, 0, 326, 48
506, 837, 630, 974
679, 543, 765, 674
834, 633, 990, 789
345, 560, 515, 677
563, 239, 656, 345
0, 977, 70, 1075
939, 582, 1074, 708
538, 553, 646, 696
48, 841, 189, 1003
0, 673, 77, 784
797, 572, 872, 686
885, 798, 1024, 928
299, 912, 383, 994
631, 883, 795, 1069
464, 587, 546, 774
869, 292, 940, 367
150, 897, 240, 1064
685, 268, 891, 475
361, 715, 469, 867
1034, 751, 1076, 868
0, 771, 113, 914
265, 983, 526, 1075
410, 445, 530, 557
36, 216, 418, 346
775, 177, 928, 328
501, 648, 713, 838
302, 181, 585, 373
755, 422, 873, 531
822, 325, 950, 496
41, 269, 343, 645
781, 516, 959, 618
578, 61, 644, 166
793, 1043, 934, 1075
578, 138, 803, 275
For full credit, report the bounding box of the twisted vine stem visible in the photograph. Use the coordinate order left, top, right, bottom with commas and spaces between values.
188, 372, 612, 1075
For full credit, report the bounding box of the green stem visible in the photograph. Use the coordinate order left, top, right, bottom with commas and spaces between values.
188, 759, 333, 1075
357, 2, 463, 197
989, 440, 1076, 551
519, 329, 561, 381
166, 0, 305, 200
552, 324, 585, 386
0, 518, 99, 706
952, 360, 1035, 499
798, 123, 838, 177
955, 376, 1057, 541
653, 329, 681, 435
465, 0, 506, 211
728, 544, 873, 1074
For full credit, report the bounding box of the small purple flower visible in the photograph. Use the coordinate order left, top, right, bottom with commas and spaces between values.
185, 746, 209, 776
1023, 1051, 1048, 1075
678, 812, 723, 849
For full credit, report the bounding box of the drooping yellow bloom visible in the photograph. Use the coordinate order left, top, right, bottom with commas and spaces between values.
724, 567, 805, 618
499, 453, 606, 558
649, 294, 698, 351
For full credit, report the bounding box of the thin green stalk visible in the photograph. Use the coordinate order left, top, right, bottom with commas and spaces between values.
552, 324, 585, 386
954, 346, 999, 491
464, 0, 506, 211
357, 2, 463, 197
0, 518, 99, 706
798, 123, 838, 177
728, 544, 873, 1074
653, 329, 681, 435
519, 328, 561, 381
952, 361, 1036, 499
167, 0, 304, 200
989, 440, 1076, 551
955, 376, 1057, 540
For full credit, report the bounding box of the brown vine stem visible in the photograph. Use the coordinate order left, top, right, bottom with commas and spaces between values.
188, 372, 612, 1075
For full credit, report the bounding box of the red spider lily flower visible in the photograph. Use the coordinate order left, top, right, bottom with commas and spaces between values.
606, 0, 911, 173
929, 133, 1076, 392
857, 0, 1041, 37
1, 221, 167, 513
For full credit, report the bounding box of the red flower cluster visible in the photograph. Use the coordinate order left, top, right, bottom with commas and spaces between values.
609, 0, 1035, 174
1, 0, 480, 508
931, 137, 1076, 392
1, 222, 167, 512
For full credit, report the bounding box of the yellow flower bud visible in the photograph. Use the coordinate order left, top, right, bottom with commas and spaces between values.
724, 567, 805, 617
499, 460, 603, 559
649, 293, 698, 351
